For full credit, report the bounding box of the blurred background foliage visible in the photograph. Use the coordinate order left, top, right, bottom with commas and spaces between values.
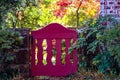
0, 0, 100, 30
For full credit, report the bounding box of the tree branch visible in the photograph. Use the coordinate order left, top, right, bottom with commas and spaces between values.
76, 0, 83, 28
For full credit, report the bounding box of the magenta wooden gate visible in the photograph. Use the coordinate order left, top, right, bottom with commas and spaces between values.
31, 23, 78, 76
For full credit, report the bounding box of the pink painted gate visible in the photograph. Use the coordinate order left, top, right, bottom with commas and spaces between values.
31, 23, 78, 76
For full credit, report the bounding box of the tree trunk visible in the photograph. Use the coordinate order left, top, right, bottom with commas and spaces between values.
76, 0, 83, 29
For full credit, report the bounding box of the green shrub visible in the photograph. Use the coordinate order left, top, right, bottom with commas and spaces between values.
0, 26, 23, 79
69, 16, 120, 74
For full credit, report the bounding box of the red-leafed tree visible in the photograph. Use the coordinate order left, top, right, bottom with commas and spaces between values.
54, 0, 100, 28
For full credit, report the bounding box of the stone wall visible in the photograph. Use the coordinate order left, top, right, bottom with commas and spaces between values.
12, 28, 31, 79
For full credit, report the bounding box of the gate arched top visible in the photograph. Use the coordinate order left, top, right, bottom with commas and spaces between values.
32, 23, 77, 39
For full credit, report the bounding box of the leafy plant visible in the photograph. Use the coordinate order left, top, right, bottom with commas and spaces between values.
101, 27, 120, 65
0, 26, 23, 79
0, 0, 39, 29
93, 51, 115, 73
69, 15, 120, 74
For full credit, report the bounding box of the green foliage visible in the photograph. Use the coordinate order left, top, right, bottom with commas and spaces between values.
79, 55, 87, 67
5, 0, 57, 29
0, 29, 23, 49
93, 51, 114, 73
0, 0, 39, 28
20, 5, 41, 29
5, 5, 41, 29
0, 0, 23, 25
100, 27, 120, 64
65, 9, 93, 27
0, 26, 23, 79
69, 16, 120, 74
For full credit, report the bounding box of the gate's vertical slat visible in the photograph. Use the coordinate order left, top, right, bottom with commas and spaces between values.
37, 39, 43, 66
46, 39, 52, 66
46, 39, 53, 75
56, 39, 62, 66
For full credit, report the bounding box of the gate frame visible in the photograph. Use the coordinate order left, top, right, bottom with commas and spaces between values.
31, 23, 78, 76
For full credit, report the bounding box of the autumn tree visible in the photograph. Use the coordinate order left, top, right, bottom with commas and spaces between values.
3, 0, 100, 29
54, 0, 100, 28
